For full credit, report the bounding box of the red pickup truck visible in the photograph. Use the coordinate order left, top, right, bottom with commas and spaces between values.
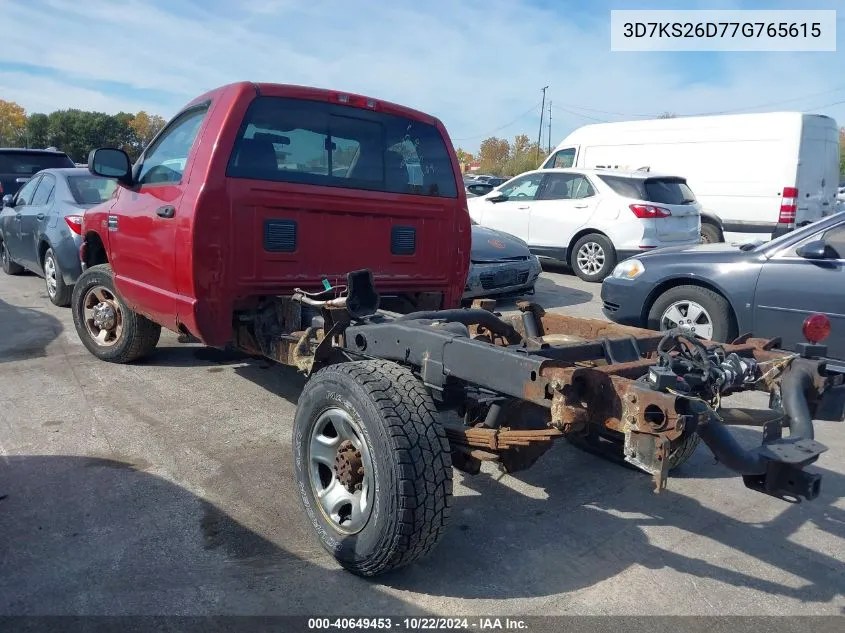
74, 81, 470, 362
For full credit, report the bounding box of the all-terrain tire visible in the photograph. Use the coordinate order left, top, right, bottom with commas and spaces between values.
293, 360, 452, 576
71, 264, 161, 363
1, 239, 23, 275
666, 432, 701, 470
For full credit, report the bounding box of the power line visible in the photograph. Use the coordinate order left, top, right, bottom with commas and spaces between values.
552, 104, 608, 122
452, 102, 542, 141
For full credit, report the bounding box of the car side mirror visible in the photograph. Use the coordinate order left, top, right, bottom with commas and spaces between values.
2, 194, 13, 208
88, 148, 133, 186
796, 240, 831, 260
487, 192, 508, 203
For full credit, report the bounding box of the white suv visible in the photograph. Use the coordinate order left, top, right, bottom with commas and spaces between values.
467, 168, 702, 282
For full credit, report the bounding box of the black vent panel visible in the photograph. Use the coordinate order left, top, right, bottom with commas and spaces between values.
264, 220, 297, 252
391, 226, 416, 255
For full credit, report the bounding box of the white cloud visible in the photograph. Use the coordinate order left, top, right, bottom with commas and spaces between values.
1, 0, 843, 152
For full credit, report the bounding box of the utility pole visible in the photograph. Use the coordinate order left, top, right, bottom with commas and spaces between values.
537, 85, 548, 160
547, 101, 552, 155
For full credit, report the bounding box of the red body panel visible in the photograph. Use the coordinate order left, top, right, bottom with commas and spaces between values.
83, 82, 471, 346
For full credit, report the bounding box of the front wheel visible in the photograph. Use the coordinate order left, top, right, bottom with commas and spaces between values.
293, 360, 452, 576
1, 239, 23, 275
647, 285, 736, 342
571, 233, 616, 282
71, 264, 161, 363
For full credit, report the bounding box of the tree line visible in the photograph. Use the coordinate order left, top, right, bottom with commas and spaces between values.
456, 134, 550, 178
0, 98, 166, 163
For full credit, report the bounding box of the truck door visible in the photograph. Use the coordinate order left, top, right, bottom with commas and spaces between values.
109, 106, 208, 327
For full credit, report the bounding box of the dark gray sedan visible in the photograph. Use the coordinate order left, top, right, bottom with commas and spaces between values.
601, 212, 845, 359
1, 168, 116, 306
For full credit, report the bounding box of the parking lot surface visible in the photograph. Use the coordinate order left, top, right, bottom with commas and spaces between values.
1, 266, 843, 616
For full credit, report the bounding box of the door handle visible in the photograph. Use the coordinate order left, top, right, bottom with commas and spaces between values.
574, 203, 588, 209
36, 213, 45, 221
517, 205, 530, 210
156, 205, 176, 218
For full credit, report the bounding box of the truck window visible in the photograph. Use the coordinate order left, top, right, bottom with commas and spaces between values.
227, 97, 458, 198
547, 148, 575, 169
137, 107, 207, 186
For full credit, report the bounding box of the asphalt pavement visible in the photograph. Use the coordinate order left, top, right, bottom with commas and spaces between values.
1, 264, 843, 616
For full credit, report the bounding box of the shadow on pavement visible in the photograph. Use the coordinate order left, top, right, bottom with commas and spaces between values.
0, 297, 63, 363
382, 435, 845, 602
485, 275, 593, 311
0, 455, 422, 615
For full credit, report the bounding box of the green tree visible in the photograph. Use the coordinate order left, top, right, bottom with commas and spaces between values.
26, 113, 50, 148
0, 99, 28, 146
455, 147, 473, 166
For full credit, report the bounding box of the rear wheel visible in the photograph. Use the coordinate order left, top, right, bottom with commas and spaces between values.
700, 223, 723, 244
43, 248, 71, 307
647, 285, 736, 342
71, 264, 161, 363
571, 233, 616, 282
1, 239, 23, 275
293, 360, 452, 576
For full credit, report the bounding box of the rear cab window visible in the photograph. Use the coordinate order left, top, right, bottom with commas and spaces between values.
598, 174, 696, 204
226, 96, 458, 198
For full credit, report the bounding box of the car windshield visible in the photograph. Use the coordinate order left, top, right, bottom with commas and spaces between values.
756, 211, 845, 253
0, 152, 74, 175
67, 175, 118, 205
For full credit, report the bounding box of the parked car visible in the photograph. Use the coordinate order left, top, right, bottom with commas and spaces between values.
0, 148, 75, 197
542, 112, 840, 243
466, 182, 495, 197
463, 222, 541, 300
468, 168, 701, 282
0, 168, 117, 305
601, 211, 845, 358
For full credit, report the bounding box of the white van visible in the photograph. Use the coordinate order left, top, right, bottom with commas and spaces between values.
541, 112, 840, 243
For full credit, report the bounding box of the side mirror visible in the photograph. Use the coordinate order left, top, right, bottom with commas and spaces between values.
88, 148, 133, 185
2, 194, 13, 208
796, 240, 831, 260
487, 192, 508, 203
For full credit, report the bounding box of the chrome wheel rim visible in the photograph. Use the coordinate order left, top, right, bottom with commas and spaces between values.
576, 242, 605, 275
660, 300, 714, 340
44, 254, 57, 297
308, 408, 374, 534
82, 285, 124, 347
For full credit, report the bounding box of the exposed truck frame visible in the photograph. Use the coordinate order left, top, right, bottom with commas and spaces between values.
72, 266, 844, 577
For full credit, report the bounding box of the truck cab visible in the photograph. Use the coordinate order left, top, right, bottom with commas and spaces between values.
77, 82, 470, 358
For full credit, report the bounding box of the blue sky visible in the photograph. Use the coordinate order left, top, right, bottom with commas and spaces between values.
0, 0, 842, 153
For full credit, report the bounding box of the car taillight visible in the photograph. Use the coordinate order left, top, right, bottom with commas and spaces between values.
802, 313, 830, 344
64, 215, 83, 235
630, 204, 671, 219
779, 186, 798, 226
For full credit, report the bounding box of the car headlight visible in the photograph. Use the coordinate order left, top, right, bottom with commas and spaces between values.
611, 259, 645, 280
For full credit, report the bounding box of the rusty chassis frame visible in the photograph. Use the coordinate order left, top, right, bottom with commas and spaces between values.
241, 272, 842, 502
